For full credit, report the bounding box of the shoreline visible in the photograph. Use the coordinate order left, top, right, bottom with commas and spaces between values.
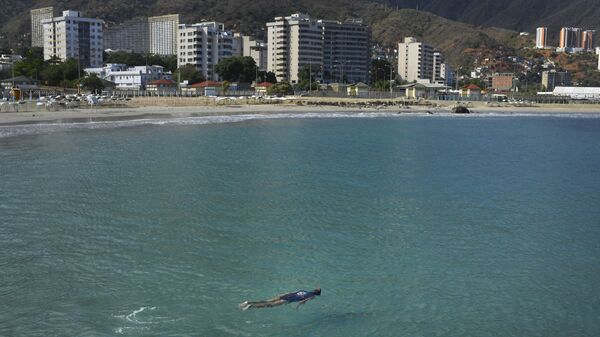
2, 99, 600, 127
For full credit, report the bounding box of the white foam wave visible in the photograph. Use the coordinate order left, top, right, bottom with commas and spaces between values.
1, 111, 599, 138
113, 306, 182, 334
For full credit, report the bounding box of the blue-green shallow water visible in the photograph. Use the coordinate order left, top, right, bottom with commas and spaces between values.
1, 116, 600, 336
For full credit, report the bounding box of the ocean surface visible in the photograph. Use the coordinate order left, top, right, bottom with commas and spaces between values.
1, 113, 600, 337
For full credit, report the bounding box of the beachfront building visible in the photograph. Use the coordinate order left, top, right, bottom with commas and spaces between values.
31, 7, 55, 48
536, 27, 548, 49
42, 10, 104, 68
553, 86, 600, 99
491, 73, 514, 92
461, 84, 482, 98
177, 22, 235, 81
104, 17, 150, 54
242, 35, 268, 71
398, 37, 446, 84
320, 19, 370, 83
0, 54, 23, 72
541, 70, 571, 91
267, 13, 324, 84
84, 63, 173, 90
149, 14, 179, 55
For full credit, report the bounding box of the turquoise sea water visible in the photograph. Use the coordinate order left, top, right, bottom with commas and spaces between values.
1, 114, 600, 336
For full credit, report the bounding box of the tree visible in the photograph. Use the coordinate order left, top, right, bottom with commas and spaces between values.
177, 64, 205, 84
80, 73, 104, 93
256, 70, 277, 84
40, 64, 64, 86
265, 71, 277, 84
215, 56, 257, 83
297, 65, 319, 90
370, 59, 396, 90
267, 81, 293, 96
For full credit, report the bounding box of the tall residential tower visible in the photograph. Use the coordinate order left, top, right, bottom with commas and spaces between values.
536, 27, 548, 49
177, 22, 234, 81
267, 14, 324, 84
31, 7, 55, 47
149, 14, 179, 55
42, 10, 104, 67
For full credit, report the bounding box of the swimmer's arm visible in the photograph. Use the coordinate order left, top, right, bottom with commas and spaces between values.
295, 296, 314, 309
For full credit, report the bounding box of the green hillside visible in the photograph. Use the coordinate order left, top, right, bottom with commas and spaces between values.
0, 0, 524, 67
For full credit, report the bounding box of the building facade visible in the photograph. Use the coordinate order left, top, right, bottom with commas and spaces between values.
559, 27, 583, 52
31, 7, 55, 48
85, 63, 172, 90
42, 10, 104, 67
104, 17, 150, 53
536, 27, 548, 49
582, 30, 594, 51
398, 37, 446, 84
177, 22, 234, 81
320, 19, 370, 83
491, 73, 514, 92
149, 14, 179, 55
267, 14, 324, 84
242, 35, 268, 71
541, 70, 571, 91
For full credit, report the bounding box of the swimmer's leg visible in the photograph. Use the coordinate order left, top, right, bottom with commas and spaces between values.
239, 299, 287, 310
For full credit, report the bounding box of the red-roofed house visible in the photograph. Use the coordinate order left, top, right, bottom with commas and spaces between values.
189, 81, 223, 96
146, 79, 177, 92
461, 84, 482, 98
254, 82, 273, 95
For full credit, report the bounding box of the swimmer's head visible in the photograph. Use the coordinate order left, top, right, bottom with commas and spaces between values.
314, 288, 321, 296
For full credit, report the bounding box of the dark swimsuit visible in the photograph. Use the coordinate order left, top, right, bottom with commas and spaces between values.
280, 290, 314, 302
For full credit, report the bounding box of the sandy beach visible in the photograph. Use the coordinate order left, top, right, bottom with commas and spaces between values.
2, 97, 600, 126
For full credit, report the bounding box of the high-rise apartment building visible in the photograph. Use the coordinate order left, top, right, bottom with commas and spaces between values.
582, 30, 594, 51
242, 35, 268, 71
31, 7, 55, 47
559, 27, 582, 51
398, 37, 442, 83
42, 10, 104, 67
541, 70, 571, 91
320, 19, 370, 83
104, 17, 150, 53
267, 14, 324, 83
149, 14, 179, 55
536, 27, 548, 49
177, 22, 234, 81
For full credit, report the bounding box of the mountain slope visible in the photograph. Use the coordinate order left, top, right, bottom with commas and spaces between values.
0, 0, 522, 67
375, 0, 600, 33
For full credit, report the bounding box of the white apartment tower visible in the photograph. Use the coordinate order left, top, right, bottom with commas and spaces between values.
398, 37, 436, 83
31, 7, 55, 47
42, 11, 104, 68
242, 35, 268, 71
177, 22, 234, 81
267, 14, 324, 83
536, 27, 548, 49
149, 14, 179, 55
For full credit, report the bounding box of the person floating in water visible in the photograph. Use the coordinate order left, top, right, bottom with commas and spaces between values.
238, 288, 321, 310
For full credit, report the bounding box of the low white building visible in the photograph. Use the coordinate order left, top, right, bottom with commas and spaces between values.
553, 86, 600, 100
0, 54, 23, 72
85, 63, 172, 90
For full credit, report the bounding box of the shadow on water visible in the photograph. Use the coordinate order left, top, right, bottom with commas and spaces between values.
304, 311, 373, 327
